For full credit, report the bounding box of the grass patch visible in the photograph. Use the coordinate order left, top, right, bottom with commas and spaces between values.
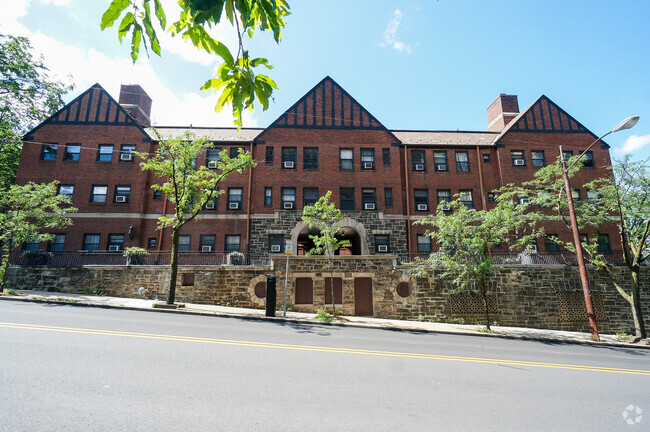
2, 288, 16, 295
314, 309, 333, 323
475, 326, 494, 333
57, 297, 78, 303
615, 332, 634, 342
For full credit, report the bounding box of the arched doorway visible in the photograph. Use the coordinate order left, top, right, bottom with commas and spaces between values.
295, 226, 361, 255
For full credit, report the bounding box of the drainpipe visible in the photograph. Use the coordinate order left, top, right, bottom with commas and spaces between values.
403, 145, 412, 259
245, 141, 254, 253
476, 146, 487, 210
495, 147, 504, 187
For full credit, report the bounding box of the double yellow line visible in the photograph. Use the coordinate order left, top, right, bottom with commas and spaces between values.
2, 321, 649, 376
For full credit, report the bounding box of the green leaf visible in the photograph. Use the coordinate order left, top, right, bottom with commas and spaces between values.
118, 12, 135, 43
153, 0, 167, 28
100, 0, 132, 30
130, 23, 142, 62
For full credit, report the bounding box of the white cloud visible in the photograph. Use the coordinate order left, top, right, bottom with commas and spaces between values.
0, 0, 30, 35
380, 9, 412, 54
615, 134, 650, 154
39, 0, 71, 6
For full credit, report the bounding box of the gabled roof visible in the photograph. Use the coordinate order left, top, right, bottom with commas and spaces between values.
23, 83, 148, 139
146, 126, 263, 143
393, 130, 497, 147
256, 76, 401, 143
493, 95, 605, 147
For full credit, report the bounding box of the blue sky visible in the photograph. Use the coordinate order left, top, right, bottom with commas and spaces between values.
3, 0, 650, 160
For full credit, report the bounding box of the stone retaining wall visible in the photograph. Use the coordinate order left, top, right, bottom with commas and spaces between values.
6, 257, 649, 333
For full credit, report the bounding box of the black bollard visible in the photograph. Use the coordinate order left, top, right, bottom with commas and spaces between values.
265, 276, 277, 317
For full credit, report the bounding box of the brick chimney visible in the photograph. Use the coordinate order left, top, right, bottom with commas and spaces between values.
487, 93, 519, 132
119, 84, 152, 126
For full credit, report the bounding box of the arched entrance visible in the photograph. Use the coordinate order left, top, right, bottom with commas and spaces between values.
290, 218, 369, 255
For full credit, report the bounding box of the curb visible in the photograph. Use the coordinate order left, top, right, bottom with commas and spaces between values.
1, 295, 648, 350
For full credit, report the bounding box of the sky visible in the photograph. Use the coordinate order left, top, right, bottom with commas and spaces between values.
3, 0, 650, 161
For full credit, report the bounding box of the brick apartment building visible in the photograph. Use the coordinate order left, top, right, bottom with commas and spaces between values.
15, 76, 620, 260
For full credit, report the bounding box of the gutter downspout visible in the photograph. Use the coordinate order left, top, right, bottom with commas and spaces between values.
476, 146, 487, 210
245, 141, 254, 254
403, 145, 412, 259
495, 147, 504, 187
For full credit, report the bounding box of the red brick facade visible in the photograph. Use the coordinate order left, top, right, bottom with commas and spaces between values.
16, 77, 620, 256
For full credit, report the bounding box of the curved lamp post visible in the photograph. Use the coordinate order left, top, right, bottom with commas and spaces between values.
559, 115, 639, 341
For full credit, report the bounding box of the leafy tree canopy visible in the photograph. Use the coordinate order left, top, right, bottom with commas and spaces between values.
101, 0, 290, 127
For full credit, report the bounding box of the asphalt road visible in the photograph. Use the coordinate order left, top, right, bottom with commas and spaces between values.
1, 301, 648, 431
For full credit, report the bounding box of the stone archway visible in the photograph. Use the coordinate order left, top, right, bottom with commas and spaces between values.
289, 218, 369, 255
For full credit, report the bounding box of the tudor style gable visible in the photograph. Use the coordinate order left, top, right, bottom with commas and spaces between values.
508, 95, 590, 134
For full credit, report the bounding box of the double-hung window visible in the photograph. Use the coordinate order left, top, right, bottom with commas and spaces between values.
375, 235, 390, 253
382, 148, 391, 166
228, 188, 243, 210
47, 234, 66, 252
303, 188, 318, 206
264, 187, 273, 206
455, 151, 470, 172
414, 189, 429, 211
59, 184, 74, 199
361, 149, 375, 170
417, 235, 432, 253
83, 234, 100, 251
282, 147, 297, 169
531, 151, 545, 167
23, 239, 40, 251
265, 147, 274, 164
119, 145, 136, 161
544, 235, 560, 253
91, 185, 108, 203
511, 150, 525, 166
340, 188, 355, 210
582, 151, 594, 167
178, 235, 191, 252
97, 145, 113, 162
339, 149, 353, 170
384, 188, 393, 207
434, 151, 448, 172
597, 234, 611, 252
41, 144, 58, 161
107, 234, 125, 251
200, 235, 216, 252
563, 150, 573, 163
362, 189, 376, 210
303, 148, 318, 169
225, 235, 241, 252
64, 144, 81, 161
459, 190, 474, 208
281, 187, 296, 209
437, 189, 451, 209
269, 234, 284, 253
114, 185, 131, 203
206, 148, 221, 167
412, 150, 425, 171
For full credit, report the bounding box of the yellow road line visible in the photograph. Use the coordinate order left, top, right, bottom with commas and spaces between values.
1, 322, 649, 376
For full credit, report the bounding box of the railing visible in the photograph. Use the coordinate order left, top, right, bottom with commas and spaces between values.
9, 250, 271, 267
396, 250, 626, 266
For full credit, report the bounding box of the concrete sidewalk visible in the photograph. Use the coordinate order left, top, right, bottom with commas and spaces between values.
1, 290, 648, 349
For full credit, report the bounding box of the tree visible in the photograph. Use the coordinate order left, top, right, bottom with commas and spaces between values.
301, 190, 350, 316
101, 0, 290, 126
500, 155, 648, 339
136, 131, 255, 304
413, 196, 533, 330
0, 33, 72, 190
0, 182, 77, 288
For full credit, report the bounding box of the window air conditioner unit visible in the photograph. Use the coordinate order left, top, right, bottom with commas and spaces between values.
378, 245, 388, 252
115, 195, 127, 203
414, 163, 425, 171
436, 164, 447, 171
283, 161, 295, 169
518, 197, 530, 205
205, 201, 215, 209
529, 245, 538, 253
201, 245, 213, 252
120, 153, 133, 161
284, 202, 294, 209
439, 203, 451, 211
229, 202, 240, 209
270, 244, 281, 252
417, 203, 428, 211
108, 245, 120, 251
364, 203, 376, 210
207, 161, 218, 169
514, 159, 525, 166
363, 162, 374, 169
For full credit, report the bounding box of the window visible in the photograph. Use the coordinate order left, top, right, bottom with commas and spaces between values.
178, 235, 190, 252
200, 235, 216, 252
64, 144, 81, 161
41, 144, 58, 160
417, 235, 432, 253
455, 151, 470, 172
459, 190, 474, 208
227, 188, 243, 210
303, 147, 318, 169
483, 154, 491, 163
339, 149, 353, 170
411, 150, 425, 171
281, 187, 296, 209
434, 151, 448, 171
362, 188, 376, 210
225, 235, 241, 252
153, 190, 162, 200
375, 235, 390, 253
265, 147, 274, 164
303, 188, 318, 206
90, 185, 108, 203
23, 239, 40, 251
511, 150, 525, 166
579, 234, 588, 244
361, 148, 375, 170
587, 190, 601, 203
47, 234, 66, 252
340, 188, 355, 210
147, 238, 157, 249
281, 147, 297, 168
414, 189, 429, 211
204, 194, 218, 210
544, 235, 560, 253
384, 188, 393, 207
59, 184, 74, 199
582, 151, 594, 167
97, 145, 114, 162
119, 145, 136, 161
82, 234, 100, 251
382, 148, 391, 166
437, 189, 451, 208
487, 192, 496, 202
572, 189, 581, 201
597, 234, 611, 252
531, 151, 546, 167
563, 150, 573, 162
269, 234, 284, 253
206, 148, 221, 166
264, 187, 273, 206
114, 185, 131, 203
107, 234, 125, 251
229, 147, 241, 158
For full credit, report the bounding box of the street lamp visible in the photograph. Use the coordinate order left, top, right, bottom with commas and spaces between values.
559, 115, 639, 341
